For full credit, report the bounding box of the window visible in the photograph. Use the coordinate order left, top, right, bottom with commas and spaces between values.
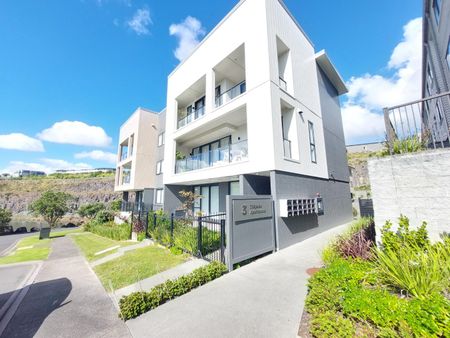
308, 121, 317, 163
434, 0, 442, 25
129, 134, 134, 157
447, 38, 450, 70
230, 181, 240, 195
156, 160, 163, 174
158, 132, 165, 147
193, 184, 219, 215
427, 63, 434, 88
122, 163, 131, 184
155, 189, 164, 204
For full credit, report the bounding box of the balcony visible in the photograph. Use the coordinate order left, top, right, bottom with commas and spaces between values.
177, 106, 205, 129
175, 140, 248, 173
215, 81, 246, 108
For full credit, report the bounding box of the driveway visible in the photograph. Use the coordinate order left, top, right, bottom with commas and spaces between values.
0, 232, 34, 256
127, 222, 349, 338
1, 236, 131, 338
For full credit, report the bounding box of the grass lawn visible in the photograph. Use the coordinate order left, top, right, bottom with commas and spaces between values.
94, 244, 188, 290
71, 232, 134, 262
0, 228, 82, 265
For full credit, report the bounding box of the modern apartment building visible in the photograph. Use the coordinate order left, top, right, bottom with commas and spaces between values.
115, 107, 165, 211
115, 0, 352, 248
422, 0, 450, 135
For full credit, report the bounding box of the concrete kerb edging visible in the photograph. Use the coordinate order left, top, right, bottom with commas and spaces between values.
90, 239, 154, 268
0, 261, 43, 336
0, 239, 21, 257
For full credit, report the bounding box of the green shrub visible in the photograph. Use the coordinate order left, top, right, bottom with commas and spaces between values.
78, 202, 105, 219
0, 207, 12, 228
94, 210, 115, 224
137, 231, 146, 242
110, 199, 122, 212
173, 221, 197, 253
380, 215, 429, 253
86, 221, 131, 241
119, 261, 228, 320
310, 311, 355, 338
375, 242, 449, 299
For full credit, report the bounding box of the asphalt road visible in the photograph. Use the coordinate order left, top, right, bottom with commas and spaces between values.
0, 232, 35, 256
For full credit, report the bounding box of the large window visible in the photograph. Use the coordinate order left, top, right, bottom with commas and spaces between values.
156, 160, 163, 175
230, 181, 240, 195
122, 163, 131, 184
193, 184, 219, 215
158, 132, 165, 147
308, 121, 317, 163
155, 189, 164, 204
434, 0, 442, 25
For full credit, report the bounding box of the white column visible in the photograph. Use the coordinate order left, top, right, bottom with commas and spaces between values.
205, 69, 216, 113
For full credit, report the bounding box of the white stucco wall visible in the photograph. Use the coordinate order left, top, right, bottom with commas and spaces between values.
368, 149, 450, 242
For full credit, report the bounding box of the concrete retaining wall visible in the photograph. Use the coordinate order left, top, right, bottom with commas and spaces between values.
368, 149, 450, 241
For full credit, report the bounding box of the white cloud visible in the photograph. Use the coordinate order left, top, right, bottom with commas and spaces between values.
169, 16, 205, 62
1, 159, 92, 174
127, 8, 152, 35
342, 17, 422, 144
0, 133, 44, 152
37, 121, 112, 147
75, 150, 117, 164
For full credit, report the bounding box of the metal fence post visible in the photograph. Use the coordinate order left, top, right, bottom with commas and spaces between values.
197, 216, 203, 257
220, 219, 225, 264
145, 212, 149, 237
170, 213, 174, 242
153, 213, 157, 231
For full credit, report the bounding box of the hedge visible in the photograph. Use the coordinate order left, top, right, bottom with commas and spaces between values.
119, 261, 228, 320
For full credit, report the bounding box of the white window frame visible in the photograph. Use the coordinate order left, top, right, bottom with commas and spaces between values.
156, 160, 163, 175
308, 121, 317, 164
158, 132, 165, 147
155, 189, 164, 204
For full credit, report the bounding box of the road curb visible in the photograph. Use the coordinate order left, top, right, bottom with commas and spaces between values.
0, 261, 42, 336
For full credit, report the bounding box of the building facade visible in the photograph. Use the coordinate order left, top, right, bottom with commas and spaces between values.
422, 0, 450, 131
115, 0, 352, 249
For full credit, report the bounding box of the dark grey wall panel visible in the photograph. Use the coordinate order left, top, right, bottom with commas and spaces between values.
164, 184, 185, 213
317, 67, 350, 182
242, 174, 271, 195
270, 170, 352, 249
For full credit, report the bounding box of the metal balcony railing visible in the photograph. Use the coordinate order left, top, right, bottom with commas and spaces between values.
177, 106, 206, 129
283, 138, 292, 158
279, 77, 287, 91
215, 81, 246, 108
384, 91, 450, 154
175, 140, 248, 173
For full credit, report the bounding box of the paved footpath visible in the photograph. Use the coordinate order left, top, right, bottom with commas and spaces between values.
1, 236, 131, 338
127, 222, 349, 338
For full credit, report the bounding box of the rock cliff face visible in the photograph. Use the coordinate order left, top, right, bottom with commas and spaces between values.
0, 177, 120, 214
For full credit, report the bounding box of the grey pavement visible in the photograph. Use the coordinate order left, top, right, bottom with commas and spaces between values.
126, 222, 350, 338
113, 258, 209, 301
1, 236, 131, 338
0, 264, 35, 310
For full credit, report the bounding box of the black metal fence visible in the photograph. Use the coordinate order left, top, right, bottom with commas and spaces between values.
144, 211, 226, 263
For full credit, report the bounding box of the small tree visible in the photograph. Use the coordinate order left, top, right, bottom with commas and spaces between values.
0, 207, 12, 231
178, 190, 201, 217
78, 202, 105, 219
30, 191, 73, 228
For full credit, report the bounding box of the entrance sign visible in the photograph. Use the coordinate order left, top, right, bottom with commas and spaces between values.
226, 195, 275, 271
233, 199, 273, 222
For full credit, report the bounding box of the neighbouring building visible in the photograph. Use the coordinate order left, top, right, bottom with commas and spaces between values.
115, 0, 352, 249
346, 142, 384, 154
12, 170, 46, 178
55, 168, 115, 174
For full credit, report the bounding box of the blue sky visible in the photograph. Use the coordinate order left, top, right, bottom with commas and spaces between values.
0, 0, 422, 173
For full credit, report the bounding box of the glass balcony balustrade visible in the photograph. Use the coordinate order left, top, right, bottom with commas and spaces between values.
215, 81, 246, 108
177, 106, 206, 129
175, 140, 248, 173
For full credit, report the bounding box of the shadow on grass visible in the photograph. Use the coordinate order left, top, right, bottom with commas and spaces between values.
1, 277, 72, 338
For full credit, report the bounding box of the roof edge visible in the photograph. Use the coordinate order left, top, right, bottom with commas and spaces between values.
315, 50, 348, 95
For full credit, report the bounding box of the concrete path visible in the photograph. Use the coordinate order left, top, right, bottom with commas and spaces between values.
0, 233, 34, 256
90, 239, 153, 267
127, 222, 350, 338
1, 236, 131, 338
113, 258, 209, 300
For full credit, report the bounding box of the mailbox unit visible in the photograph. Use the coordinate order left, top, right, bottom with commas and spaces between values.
279, 197, 323, 217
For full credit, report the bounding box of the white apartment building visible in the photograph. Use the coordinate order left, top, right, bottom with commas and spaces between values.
116, 0, 352, 248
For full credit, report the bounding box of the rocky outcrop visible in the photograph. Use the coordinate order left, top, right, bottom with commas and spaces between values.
0, 177, 120, 214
